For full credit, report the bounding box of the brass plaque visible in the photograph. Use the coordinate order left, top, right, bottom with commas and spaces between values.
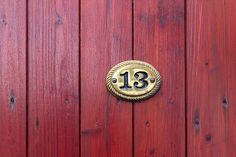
106, 60, 161, 101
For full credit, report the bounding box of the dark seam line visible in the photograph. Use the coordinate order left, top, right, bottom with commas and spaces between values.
79, 0, 81, 156
132, 0, 135, 157
26, 0, 29, 156
184, 0, 188, 157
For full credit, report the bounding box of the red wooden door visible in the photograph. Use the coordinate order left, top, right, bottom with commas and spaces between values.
0, 0, 236, 157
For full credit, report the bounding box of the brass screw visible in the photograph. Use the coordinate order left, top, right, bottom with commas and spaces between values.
112, 78, 117, 83
150, 78, 155, 83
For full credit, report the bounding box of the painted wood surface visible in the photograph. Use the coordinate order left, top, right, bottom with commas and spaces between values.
28, 0, 79, 156
81, 0, 133, 157
0, 0, 26, 157
134, 0, 186, 156
187, 0, 236, 156
1, 0, 236, 156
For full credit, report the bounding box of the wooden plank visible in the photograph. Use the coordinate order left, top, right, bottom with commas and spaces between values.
187, 0, 236, 156
0, 0, 26, 156
134, 0, 185, 156
81, 0, 132, 156
28, 0, 79, 156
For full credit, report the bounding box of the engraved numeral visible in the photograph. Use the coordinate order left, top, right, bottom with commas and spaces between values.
119, 71, 149, 89
119, 71, 132, 89
134, 71, 148, 89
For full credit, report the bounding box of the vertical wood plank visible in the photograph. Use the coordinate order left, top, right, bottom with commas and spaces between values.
0, 0, 26, 156
187, 0, 236, 156
134, 0, 185, 156
28, 0, 79, 156
81, 0, 132, 157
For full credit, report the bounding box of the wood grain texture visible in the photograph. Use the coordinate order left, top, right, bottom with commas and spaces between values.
134, 0, 185, 156
81, 0, 132, 156
28, 0, 79, 156
187, 0, 236, 156
0, 0, 26, 156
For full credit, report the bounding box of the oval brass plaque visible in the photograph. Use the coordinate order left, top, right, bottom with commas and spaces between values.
106, 60, 161, 101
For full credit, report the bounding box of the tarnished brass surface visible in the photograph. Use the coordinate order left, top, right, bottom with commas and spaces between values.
106, 60, 161, 101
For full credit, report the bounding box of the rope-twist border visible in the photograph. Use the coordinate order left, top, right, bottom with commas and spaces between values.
106, 60, 161, 101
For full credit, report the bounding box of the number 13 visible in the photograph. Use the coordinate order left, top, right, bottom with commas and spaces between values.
119, 71, 149, 89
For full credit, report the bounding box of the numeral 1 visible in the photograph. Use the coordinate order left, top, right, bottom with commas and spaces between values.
119, 71, 132, 89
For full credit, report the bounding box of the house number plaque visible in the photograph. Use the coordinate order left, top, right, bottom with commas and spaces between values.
106, 60, 161, 101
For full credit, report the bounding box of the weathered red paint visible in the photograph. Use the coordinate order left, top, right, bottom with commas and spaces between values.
0, 0, 235, 157
28, 0, 79, 156
187, 0, 236, 156
81, 0, 133, 156
134, 0, 185, 156
0, 0, 26, 156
